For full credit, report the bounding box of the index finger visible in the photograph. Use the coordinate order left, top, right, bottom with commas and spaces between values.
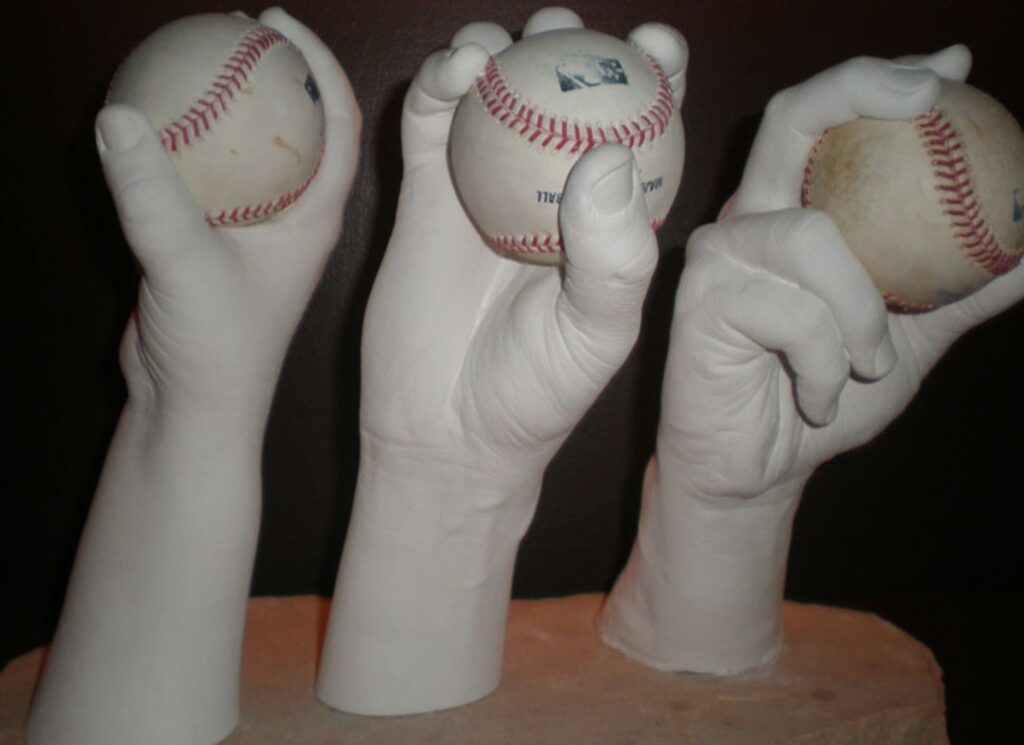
257, 7, 362, 223
895, 43, 972, 83
259, 7, 359, 124
732, 57, 940, 217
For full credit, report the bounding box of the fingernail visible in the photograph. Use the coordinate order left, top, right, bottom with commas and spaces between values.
97, 108, 143, 152
591, 159, 635, 215
873, 332, 898, 377
885, 65, 935, 93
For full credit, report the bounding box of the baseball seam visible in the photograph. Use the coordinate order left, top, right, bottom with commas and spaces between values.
802, 109, 1020, 310
159, 25, 288, 155
801, 135, 935, 311
206, 143, 324, 226
915, 109, 1020, 276
475, 55, 675, 156
151, 24, 317, 226
494, 217, 666, 256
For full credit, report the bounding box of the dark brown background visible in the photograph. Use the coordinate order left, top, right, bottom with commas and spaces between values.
4, 1, 1022, 742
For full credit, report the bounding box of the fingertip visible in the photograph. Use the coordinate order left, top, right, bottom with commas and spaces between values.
883, 64, 939, 95
854, 59, 939, 120
414, 43, 490, 107
561, 145, 656, 284
796, 372, 844, 428
256, 6, 293, 33
94, 106, 212, 265
448, 41, 492, 82
927, 43, 973, 82
451, 21, 512, 55
628, 23, 689, 79
523, 7, 584, 36
96, 104, 149, 155
256, 5, 288, 25
895, 44, 973, 82
817, 398, 841, 427
573, 144, 637, 218
872, 332, 898, 379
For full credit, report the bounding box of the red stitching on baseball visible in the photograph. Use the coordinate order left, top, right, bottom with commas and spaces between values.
915, 109, 1019, 276
802, 110, 1021, 291
474, 54, 674, 157
800, 136, 822, 208
491, 218, 667, 256
158, 26, 288, 154
205, 141, 324, 226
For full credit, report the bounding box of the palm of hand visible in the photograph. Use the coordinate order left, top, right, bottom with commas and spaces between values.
655, 46, 1024, 501
122, 233, 311, 412
658, 297, 926, 499
360, 11, 686, 480
105, 9, 360, 416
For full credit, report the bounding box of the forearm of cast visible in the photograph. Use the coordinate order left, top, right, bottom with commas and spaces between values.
26, 396, 266, 745
598, 455, 806, 675
316, 441, 542, 716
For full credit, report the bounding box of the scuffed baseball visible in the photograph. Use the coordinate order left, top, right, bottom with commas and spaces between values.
803, 80, 1024, 311
450, 27, 685, 264
108, 13, 325, 227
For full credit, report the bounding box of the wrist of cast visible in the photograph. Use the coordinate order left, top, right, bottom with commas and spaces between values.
122, 365, 276, 442
600, 455, 806, 674
317, 437, 543, 715
354, 433, 544, 553
357, 430, 545, 524
121, 334, 286, 440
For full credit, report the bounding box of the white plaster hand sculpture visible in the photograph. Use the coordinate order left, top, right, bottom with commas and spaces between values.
316, 7, 688, 716
25, 10, 360, 745
598, 46, 1024, 675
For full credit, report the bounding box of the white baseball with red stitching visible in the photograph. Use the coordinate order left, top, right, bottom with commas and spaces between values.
803, 80, 1024, 311
450, 28, 684, 264
108, 13, 325, 227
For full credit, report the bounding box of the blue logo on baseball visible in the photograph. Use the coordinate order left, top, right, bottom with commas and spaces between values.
304, 74, 320, 103
556, 55, 628, 92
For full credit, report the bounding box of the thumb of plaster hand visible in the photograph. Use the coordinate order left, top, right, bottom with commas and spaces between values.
96, 104, 211, 279
557, 145, 657, 377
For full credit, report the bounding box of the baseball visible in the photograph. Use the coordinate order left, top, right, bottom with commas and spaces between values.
450, 27, 684, 264
107, 13, 325, 227
802, 80, 1024, 311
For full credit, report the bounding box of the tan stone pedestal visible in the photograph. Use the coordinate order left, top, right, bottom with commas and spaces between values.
1, 594, 947, 744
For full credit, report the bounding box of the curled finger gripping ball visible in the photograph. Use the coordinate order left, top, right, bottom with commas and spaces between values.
803, 80, 1024, 311
107, 13, 325, 226
450, 28, 685, 264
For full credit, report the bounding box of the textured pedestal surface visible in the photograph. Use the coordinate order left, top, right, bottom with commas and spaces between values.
1, 594, 947, 744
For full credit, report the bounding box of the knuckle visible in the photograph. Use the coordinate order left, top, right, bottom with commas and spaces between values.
117, 175, 180, 225
836, 55, 877, 80
791, 299, 835, 341
763, 87, 795, 123
772, 208, 842, 261
792, 208, 841, 244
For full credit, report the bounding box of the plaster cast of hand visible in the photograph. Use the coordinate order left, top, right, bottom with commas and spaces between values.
599, 45, 1023, 675
25, 10, 360, 745
317, 6, 687, 716
97, 11, 360, 431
